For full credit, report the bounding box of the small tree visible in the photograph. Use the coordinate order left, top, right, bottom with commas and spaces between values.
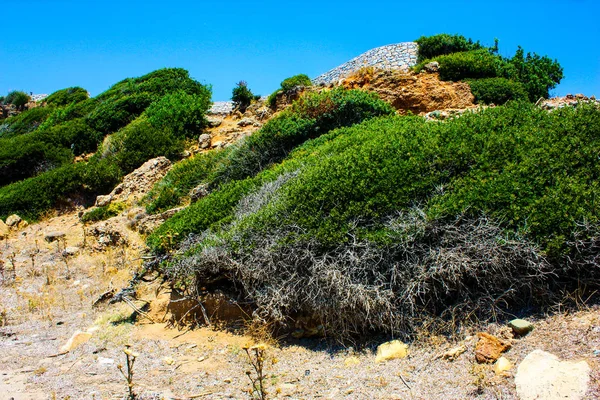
232, 81, 258, 113
5, 91, 31, 110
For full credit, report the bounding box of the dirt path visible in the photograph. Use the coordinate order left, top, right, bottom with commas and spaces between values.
1, 210, 599, 400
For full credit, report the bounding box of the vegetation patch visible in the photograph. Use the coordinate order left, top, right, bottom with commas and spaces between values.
81, 202, 127, 223
152, 102, 600, 338
267, 74, 312, 108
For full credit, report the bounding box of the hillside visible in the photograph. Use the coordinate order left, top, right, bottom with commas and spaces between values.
1, 34, 599, 399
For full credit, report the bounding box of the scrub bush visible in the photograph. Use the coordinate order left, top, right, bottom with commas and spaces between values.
231, 81, 259, 113
44, 87, 89, 106
267, 74, 312, 108
5, 91, 30, 110
467, 78, 528, 104
415, 33, 484, 62
146, 90, 211, 138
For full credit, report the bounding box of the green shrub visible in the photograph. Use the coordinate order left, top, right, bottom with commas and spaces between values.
508, 47, 564, 101
86, 92, 154, 134
5, 91, 30, 109
267, 74, 313, 108
41, 118, 103, 155
415, 33, 484, 62
0, 106, 55, 138
145, 148, 232, 214
38, 98, 99, 130
81, 202, 126, 223
153, 102, 600, 337
426, 49, 506, 81
231, 81, 259, 113
467, 78, 528, 104
44, 87, 89, 106
146, 90, 211, 138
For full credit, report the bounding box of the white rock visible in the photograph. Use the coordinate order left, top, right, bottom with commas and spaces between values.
515, 350, 590, 400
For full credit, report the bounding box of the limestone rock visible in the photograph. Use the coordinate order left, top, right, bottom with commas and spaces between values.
5, 214, 21, 227
0, 220, 9, 239
44, 231, 66, 243
198, 133, 212, 149
515, 350, 590, 400
509, 319, 534, 336
60, 330, 93, 352
442, 344, 467, 361
423, 61, 440, 73
17, 220, 28, 229
206, 116, 222, 128
63, 246, 80, 257
344, 356, 360, 367
494, 356, 512, 375
237, 117, 261, 127
189, 184, 209, 203
375, 340, 408, 362
475, 332, 511, 363
95, 195, 112, 207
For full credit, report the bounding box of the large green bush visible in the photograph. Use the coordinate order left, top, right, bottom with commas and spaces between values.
0, 106, 55, 138
152, 102, 600, 337
415, 33, 484, 62
0, 68, 212, 219
144, 88, 395, 215
508, 47, 564, 101
467, 78, 528, 104
44, 87, 89, 106
146, 90, 211, 138
5, 91, 30, 109
267, 74, 313, 108
231, 81, 259, 113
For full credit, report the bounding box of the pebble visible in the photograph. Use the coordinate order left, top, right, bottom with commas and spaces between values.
313, 42, 418, 86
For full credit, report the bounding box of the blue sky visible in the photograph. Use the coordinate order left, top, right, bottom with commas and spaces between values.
1, 0, 598, 101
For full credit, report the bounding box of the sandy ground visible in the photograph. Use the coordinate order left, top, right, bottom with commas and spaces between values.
1, 211, 599, 400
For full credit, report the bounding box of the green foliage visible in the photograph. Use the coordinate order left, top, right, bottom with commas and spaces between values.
467, 78, 528, 104
5, 91, 30, 109
44, 87, 89, 107
267, 74, 313, 108
415, 34, 564, 102
86, 92, 154, 134
103, 118, 185, 173
0, 106, 55, 138
0, 68, 211, 219
145, 148, 232, 214
415, 33, 484, 62
231, 81, 258, 113
81, 202, 126, 223
508, 47, 564, 101
147, 87, 395, 249
146, 90, 211, 138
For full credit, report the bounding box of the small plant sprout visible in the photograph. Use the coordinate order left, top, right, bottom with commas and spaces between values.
117, 345, 138, 400
244, 343, 269, 400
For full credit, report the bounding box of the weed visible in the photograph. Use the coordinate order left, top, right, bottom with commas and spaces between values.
117, 345, 138, 400
244, 343, 269, 400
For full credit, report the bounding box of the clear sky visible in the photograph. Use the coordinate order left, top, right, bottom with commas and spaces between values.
1, 0, 598, 101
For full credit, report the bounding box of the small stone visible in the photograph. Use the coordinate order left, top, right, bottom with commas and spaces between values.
211, 141, 224, 149
95, 195, 112, 207
44, 231, 66, 243
224, 378, 232, 383
98, 357, 114, 365
494, 356, 512, 375
63, 246, 80, 256
475, 332, 511, 363
198, 133, 211, 149
423, 61, 440, 73
375, 340, 408, 362
60, 330, 93, 352
163, 356, 175, 365
344, 356, 360, 367
508, 319, 534, 335
442, 344, 467, 361
515, 350, 590, 400
5, 214, 22, 227
0, 219, 9, 239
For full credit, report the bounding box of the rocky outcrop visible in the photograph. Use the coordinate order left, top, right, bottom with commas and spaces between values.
95, 157, 172, 207
341, 69, 475, 114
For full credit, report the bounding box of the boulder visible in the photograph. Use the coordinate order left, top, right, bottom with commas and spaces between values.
237, 117, 261, 127
475, 332, 511, 363
95, 195, 112, 207
206, 116, 223, 128
198, 133, 211, 149
5, 214, 21, 227
509, 319, 534, 336
0, 220, 9, 239
63, 246, 80, 257
44, 231, 66, 243
375, 340, 408, 362
60, 330, 93, 352
515, 350, 590, 400
423, 61, 440, 73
